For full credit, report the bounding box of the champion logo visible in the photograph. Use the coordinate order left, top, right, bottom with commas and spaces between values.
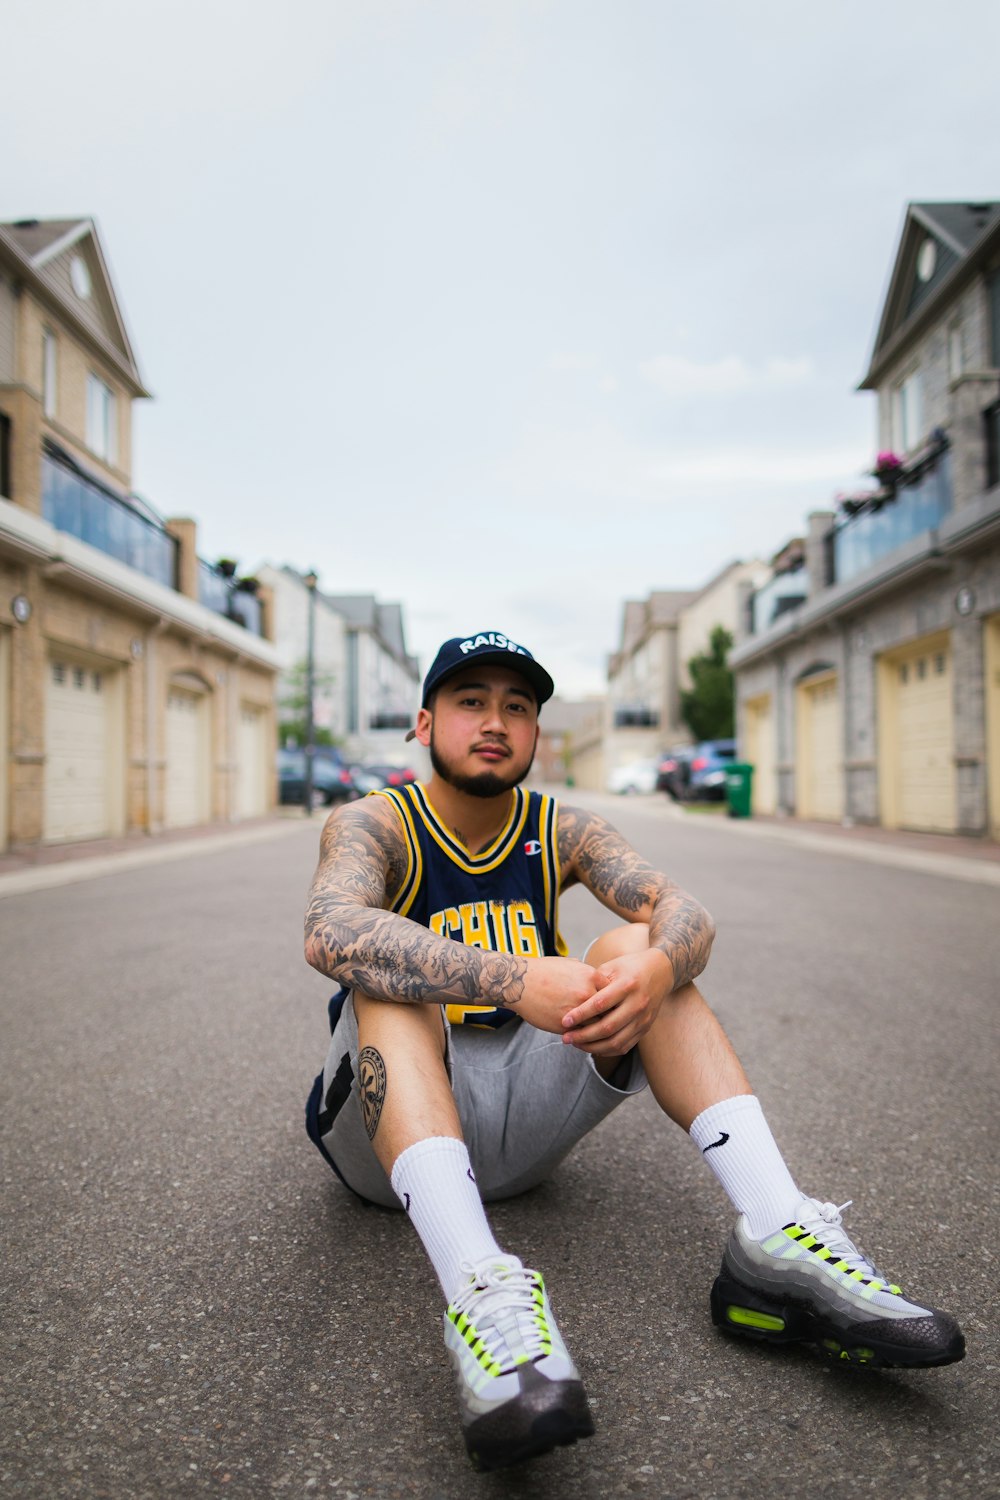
524, 839, 542, 856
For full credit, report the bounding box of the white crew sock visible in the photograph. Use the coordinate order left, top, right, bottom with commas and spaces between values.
390, 1136, 509, 1301
689, 1095, 802, 1239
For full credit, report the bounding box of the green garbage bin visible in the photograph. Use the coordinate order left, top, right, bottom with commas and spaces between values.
725, 762, 754, 818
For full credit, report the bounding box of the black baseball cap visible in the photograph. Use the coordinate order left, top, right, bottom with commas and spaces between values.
405, 631, 555, 741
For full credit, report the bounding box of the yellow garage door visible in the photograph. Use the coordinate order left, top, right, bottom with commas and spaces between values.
744, 694, 776, 815
0, 630, 8, 850
797, 673, 844, 822
986, 614, 1000, 841
236, 703, 268, 819
879, 634, 955, 832
165, 688, 210, 829
44, 658, 110, 841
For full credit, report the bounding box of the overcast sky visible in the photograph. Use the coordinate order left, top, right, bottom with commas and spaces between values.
5, 0, 999, 694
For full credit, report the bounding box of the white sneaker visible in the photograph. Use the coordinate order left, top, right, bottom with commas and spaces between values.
443, 1256, 594, 1470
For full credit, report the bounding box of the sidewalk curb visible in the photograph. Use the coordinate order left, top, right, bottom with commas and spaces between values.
0, 816, 321, 900
572, 791, 1000, 888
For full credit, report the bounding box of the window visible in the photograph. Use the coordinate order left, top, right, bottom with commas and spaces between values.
85, 373, 117, 463
43, 330, 57, 418
893, 370, 923, 453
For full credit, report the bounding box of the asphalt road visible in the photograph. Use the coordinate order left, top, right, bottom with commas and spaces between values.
2, 795, 998, 1499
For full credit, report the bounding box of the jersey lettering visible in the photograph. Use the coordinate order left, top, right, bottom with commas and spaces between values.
429, 899, 541, 958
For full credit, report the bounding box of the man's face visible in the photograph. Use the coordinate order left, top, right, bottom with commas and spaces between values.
417, 665, 539, 798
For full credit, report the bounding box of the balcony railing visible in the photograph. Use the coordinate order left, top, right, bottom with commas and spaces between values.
41, 445, 178, 589
197, 559, 263, 636
750, 565, 807, 635
986, 401, 1000, 490
829, 443, 952, 587
612, 704, 660, 728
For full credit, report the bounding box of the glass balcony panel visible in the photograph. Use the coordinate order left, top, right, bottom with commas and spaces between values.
41, 452, 177, 588
831, 448, 952, 586
750, 568, 807, 634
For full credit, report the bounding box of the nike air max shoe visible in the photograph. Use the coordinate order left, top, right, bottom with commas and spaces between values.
711, 1197, 965, 1368
443, 1256, 594, 1471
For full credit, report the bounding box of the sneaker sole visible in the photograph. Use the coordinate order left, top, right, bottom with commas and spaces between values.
710, 1268, 965, 1369
464, 1381, 595, 1472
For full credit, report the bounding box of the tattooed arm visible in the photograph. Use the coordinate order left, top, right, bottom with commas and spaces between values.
304, 798, 604, 1026
554, 803, 716, 1055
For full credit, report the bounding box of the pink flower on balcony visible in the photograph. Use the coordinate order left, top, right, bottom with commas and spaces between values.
873, 450, 903, 478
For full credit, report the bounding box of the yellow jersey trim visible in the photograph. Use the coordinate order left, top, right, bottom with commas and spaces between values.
403, 783, 531, 875
374, 787, 423, 918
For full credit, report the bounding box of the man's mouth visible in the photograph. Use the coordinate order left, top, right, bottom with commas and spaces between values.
472, 743, 510, 761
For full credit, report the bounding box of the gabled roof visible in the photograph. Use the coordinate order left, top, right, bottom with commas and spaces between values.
861, 200, 1000, 389
0, 216, 149, 396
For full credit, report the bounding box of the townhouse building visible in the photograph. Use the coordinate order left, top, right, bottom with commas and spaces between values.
601, 560, 766, 783
258, 567, 421, 762
731, 201, 1000, 837
0, 218, 280, 850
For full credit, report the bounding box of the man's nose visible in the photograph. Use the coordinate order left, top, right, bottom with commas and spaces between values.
480, 699, 508, 733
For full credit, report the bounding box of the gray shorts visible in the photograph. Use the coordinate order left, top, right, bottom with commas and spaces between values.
305, 992, 648, 1208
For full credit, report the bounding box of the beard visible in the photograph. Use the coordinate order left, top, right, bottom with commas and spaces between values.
429, 730, 535, 798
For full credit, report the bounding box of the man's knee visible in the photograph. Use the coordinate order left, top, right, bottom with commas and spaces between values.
584, 922, 650, 968
353, 990, 448, 1059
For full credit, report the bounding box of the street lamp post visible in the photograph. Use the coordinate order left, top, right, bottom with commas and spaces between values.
303, 569, 319, 815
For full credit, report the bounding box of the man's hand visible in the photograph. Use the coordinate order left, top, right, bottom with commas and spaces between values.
559, 949, 674, 1056
514, 956, 611, 1035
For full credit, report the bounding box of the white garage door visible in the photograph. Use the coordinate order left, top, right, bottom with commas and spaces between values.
745, 694, 776, 815
165, 688, 210, 829
236, 703, 268, 819
895, 645, 954, 832
799, 675, 844, 822
44, 659, 109, 842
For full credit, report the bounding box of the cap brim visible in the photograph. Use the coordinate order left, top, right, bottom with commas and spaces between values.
405, 727, 417, 742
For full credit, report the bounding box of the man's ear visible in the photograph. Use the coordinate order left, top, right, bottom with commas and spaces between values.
414, 706, 433, 748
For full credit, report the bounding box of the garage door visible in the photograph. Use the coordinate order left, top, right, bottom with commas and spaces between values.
986, 614, 1000, 841
879, 636, 955, 833
744, 694, 776, 814
797, 674, 844, 822
0, 630, 8, 850
44, 658, 110, 841
165, 687, 210, 829
236, 703, 268, 819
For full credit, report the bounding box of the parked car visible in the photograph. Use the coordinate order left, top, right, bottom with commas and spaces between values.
277, 749, 357, 806
608, 759, 661, 795
361, 763, 417, 789
686, 739, 738, 801
656, 746, 694, 801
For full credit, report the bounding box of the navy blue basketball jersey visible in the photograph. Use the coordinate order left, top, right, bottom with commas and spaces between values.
375, 782, 568, 1028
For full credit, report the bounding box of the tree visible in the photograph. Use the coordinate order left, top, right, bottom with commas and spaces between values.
680, 626, 735, 741
278, 659, 339, 749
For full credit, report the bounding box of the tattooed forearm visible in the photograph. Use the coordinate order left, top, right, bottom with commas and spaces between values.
304, 800, 528, 1006
558, 803, 715, 989
646, 885, 716, 990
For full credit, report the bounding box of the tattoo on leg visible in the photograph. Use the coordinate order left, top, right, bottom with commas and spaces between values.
358, 1046, 387, 1141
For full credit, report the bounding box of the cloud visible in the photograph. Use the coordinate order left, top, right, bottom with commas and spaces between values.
547, 352, 600, 372
639, 353, 814, 397
647, 446, 866, 487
